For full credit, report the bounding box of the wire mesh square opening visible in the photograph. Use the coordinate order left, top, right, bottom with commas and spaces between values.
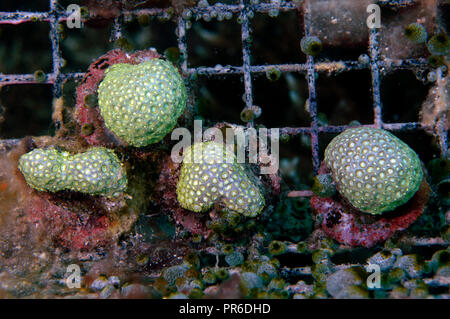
122, 16, 178, 52
0, 22, 53, 74
61, 22, 114, 72
196, 73, 245, 123
0, 84, 54, 138
381, 69, 433, 124
187, 18, 243, 67
251, 10, 305, 65
253, 72, 310, 127
316, 69, 374, 126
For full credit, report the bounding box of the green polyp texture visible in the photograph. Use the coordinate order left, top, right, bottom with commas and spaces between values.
324, 127, 423, 215
176, 141, 265, 217
97, 58, 187, 147
428, 55, 445, 68
18, 147, 127, 197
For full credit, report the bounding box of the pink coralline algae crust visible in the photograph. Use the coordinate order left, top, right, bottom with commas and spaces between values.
310, 163, 430, 248
26, 193, 113, 250
75, 49, 160, 147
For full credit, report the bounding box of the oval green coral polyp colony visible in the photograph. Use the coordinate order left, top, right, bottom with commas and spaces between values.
324, 127, 423, 215
97, 58, 187, 147
18, 147, 127, 197
176, 142, 265, 217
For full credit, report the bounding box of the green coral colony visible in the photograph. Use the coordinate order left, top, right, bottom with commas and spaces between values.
98, 58, 187, 147
18, 147, 127, 197
176, 141, 265, 217
324, 127, 423, 215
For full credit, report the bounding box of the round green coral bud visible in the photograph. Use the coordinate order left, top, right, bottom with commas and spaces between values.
403, 23, 427, 44
98, 59, 187, 147
164, 47, 181, 64
311, 173, 336, 197
84, 93, 98, 108
427, 32, 449, 56
176, 141, 265, 217
324, 127, 423, 215
240, 108, 255, 123
18, 147, 127, 197
265, 67, 281, 82
268, 240, 287, 256
34, 70, 46, 83
428, 55, 445, 69
215, 268, 229, 281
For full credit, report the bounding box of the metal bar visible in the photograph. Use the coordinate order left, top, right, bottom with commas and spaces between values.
369, 27, 383, 128
49, 0, 63, 97
0, 58, 430, 84
303, 2, 320, 175
240, 0, 255, 128
177, 16, 189, 75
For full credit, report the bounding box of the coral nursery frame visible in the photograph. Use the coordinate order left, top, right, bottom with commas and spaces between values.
0, 0, 447, 251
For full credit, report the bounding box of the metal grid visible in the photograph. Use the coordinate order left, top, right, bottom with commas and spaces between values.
0, 0, 448, 194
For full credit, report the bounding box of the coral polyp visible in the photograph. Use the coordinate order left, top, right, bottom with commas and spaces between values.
300, 36, 323, 56
18, 147, 127, 197
427, 32, 449, 56
176, 141, 265, 217
97, 58, 187, 147
324, 127, 423, 215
